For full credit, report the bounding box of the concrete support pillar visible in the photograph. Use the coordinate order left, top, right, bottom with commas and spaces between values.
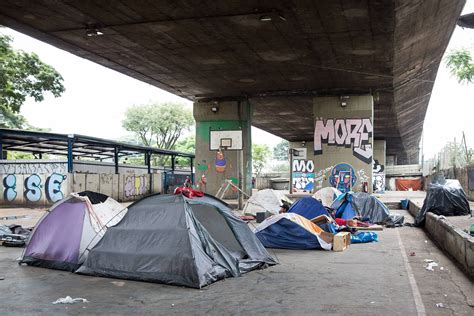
373, 139, 386, 192
193, 100, 252, 198
312, 95, 374, 193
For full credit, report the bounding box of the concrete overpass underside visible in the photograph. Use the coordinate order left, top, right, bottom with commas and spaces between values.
0, 0, 465, 164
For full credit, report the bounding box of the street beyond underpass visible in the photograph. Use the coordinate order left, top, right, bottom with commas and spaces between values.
0, 208, 472, 315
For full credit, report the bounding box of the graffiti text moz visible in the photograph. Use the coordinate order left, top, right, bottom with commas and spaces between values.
314, 118, 373, 164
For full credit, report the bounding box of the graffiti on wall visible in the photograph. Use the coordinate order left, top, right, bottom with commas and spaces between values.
329, 163, 357, 193
124, 175, 148, 198
314, 118, 373, 163
314, 166, 334, 190
0, 162, 67, 175
373, 159, 385, 193
292, 160, 315, 192
2, 173, 67, 203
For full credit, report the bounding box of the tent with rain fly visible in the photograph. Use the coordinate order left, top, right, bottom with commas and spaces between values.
20, 191, 126, 271
331, 192, 391, 223
254, 213, 333, 250
77, 194, 277, 288
243, 189, 290, 215
288, 197, 329, 220
313, 187, 342, 207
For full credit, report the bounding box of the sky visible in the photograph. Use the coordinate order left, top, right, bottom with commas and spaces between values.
1, 1, 473, 158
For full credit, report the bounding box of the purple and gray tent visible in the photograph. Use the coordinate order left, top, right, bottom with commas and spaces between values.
20, 191, 126, 271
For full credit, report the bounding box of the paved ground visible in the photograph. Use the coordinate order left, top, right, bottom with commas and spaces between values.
0, 206, 472, 315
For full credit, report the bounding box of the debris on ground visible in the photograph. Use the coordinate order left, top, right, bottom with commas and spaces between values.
435, 303, 445, 308
52, 296, 89, 304
409, 251, 416, 256
425, 261, 439, 271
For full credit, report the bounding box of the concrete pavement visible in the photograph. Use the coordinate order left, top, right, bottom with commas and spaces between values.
0, 208, 472, 315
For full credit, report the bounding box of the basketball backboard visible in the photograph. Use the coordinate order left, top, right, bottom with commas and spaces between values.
210, 130, 243, 150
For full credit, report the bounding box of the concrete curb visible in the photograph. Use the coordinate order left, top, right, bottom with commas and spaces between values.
408, 201, 474, 279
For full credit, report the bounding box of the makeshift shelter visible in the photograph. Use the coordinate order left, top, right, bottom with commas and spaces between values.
21, 191, 126, 271
243, 189, 290, 215
414, 180, 471, 226
288, 197, 329, 220
313, 187, 342, 207
77, 194, 276, 288
331, 192, 391, 224
254, 213, 333, 250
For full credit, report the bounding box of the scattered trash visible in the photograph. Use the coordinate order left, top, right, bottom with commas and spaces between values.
435, 303, 445, 308
409, 251, 416, 256
0, 276, 4, 280
170, 303, 175, 308
423, 259, 434, 263
425, 262, 438, 271
111, 281, 125, 287
52, 296, 89, 304
440, 267, 444, 271
370, 301, 375, 304
424, 240, 428, 243
444, 294, 447, 297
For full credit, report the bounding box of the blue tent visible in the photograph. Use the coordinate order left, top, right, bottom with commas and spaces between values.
254, 213, 332, 250
288, 197, 328, 220
331, 192, 391, 223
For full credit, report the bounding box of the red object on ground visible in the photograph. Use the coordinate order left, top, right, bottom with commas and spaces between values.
335, 218, 347, 226
240, 215, 255, 221
395, 179, 422, 191
174, 186, 205, 199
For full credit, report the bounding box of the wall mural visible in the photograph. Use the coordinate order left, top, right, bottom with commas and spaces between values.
124, 175, 149, 198
373, 159, 385, 193
292, 159, 315, 193
0, 162, 67, 174
329, 163, 357, 193
2, 173, 67, 203
314, 118, 373, 164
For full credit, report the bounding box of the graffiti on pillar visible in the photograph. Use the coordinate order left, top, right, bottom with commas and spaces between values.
314, 118, 373, 164
24, 174, 43, 202
314, 166, 334, 190
357, 169, 369, 191
3, 174, 17, 202
46, 173, 67, 202
124, 175, 148, 198
373, 159, 385, 193
215, 150, 226, 173
329, 163, 357, 193
292, 160, 315, 192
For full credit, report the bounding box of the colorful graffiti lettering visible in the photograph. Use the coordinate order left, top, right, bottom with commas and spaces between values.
314, 118, 373, 164
3, 174, 17, 202
24, 174, 42, 202
46, 173, 67, 202
314, 166, 334, 190
292, 160, 315, 192
329, 163, 357, 193
124, 175, 148, 198
215, 150, 226, 173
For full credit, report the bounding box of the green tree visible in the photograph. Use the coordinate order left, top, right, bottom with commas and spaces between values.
0, 33, 65, 128
273, 140, 289, 161
252, 144, 271, 176
174, 135, 195, 168
445, 49, 474, 84
122, 102, 194, 166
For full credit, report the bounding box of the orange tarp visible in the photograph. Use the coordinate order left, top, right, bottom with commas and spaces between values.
395, 179, 422, 191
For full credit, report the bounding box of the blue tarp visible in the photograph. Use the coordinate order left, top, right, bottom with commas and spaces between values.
288, 197, 328, 219
254, 214, 332, 250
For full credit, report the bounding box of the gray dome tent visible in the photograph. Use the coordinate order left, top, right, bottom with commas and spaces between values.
77, 194, 277, 288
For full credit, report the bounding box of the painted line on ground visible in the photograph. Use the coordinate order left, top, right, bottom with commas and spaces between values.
396, 228, 426, 316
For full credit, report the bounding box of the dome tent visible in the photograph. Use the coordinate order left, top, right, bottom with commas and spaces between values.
288, 197, 329, 220
77, 194, 277, 288
313, 187, 342, 207
21, 191, 126, 271
331, 192, 391, 223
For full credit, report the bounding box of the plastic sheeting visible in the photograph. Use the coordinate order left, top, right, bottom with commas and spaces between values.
414, 180, 471, 226
288, 197, 328, 220
331, 192, 391, 224
313, 187, 342, 207
395, 179, 422, 191
243, 189, 290, 215
77, 194, 277, 288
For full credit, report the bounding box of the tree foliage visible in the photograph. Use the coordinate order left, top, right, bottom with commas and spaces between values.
0, 34, 65, 128
252, 144, 271, 175
122, 102, 194, 150
273, 140, 289, 161
445, 49, 474, 84
174, 135, 195, 167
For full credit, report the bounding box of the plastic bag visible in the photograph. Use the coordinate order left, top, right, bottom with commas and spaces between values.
52, 296, 88, 304
351, 231, 378, 243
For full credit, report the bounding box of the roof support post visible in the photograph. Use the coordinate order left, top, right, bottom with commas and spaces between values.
67, 136, 74, 173
171, 155, 175, 172
0, 139, 4, 160
190, 157, 194, 184
146, 151, 151, 174
114, 147, 119, 174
